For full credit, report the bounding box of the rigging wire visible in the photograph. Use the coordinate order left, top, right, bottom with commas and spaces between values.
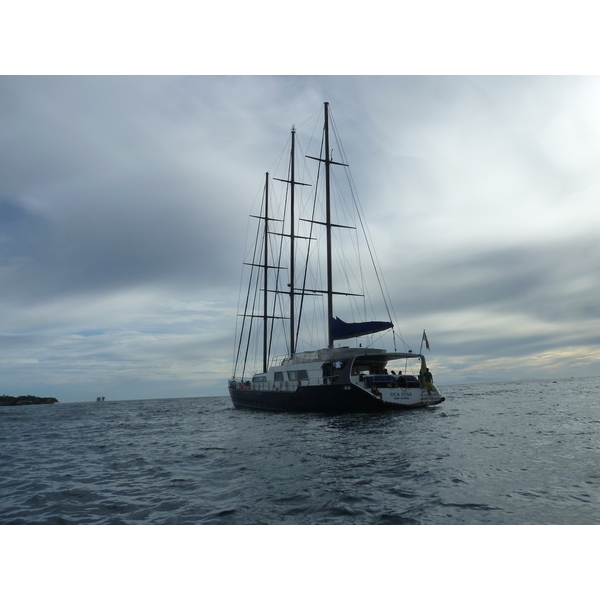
328, 109, 410, 351
233, 104, 416, 381
236, 192, 267, 379
268, 170, 289, 360
233, 198, 262, 377
295, 134, 323, 351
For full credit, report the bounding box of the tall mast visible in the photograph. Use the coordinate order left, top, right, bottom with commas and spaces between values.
263, 172, 269, 373
275, 128, 311, 356
303, 103, 346, 349
289, 128, 296, 356
324, 102, 334, 348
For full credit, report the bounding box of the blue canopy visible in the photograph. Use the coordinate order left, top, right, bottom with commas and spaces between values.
330, 317, 393, 341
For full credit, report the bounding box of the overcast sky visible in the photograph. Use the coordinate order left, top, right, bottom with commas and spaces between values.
2, 75, 600, 401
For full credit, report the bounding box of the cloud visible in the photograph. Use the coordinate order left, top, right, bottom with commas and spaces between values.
2, 75, 600, 400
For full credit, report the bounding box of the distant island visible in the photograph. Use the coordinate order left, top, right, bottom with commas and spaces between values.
0, 395, 59, 406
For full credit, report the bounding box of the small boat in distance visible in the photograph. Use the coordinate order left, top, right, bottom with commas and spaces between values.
229, 103, 444, 412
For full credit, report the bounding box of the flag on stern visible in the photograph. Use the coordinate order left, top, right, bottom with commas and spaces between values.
422, 330, 430, 350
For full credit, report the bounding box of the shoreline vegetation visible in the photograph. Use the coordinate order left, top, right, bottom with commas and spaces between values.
1, 395, 59, 406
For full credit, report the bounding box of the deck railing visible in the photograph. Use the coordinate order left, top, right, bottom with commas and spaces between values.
229, 377, 338, 392
229, 377, 425, 393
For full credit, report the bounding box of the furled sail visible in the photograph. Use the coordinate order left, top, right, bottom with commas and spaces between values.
330, 317, 393, 341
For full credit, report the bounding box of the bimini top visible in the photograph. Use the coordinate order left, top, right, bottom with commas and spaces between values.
285, 347, 423, 365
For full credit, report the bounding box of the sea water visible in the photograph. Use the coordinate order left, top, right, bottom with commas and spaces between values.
2, 376, 600, 525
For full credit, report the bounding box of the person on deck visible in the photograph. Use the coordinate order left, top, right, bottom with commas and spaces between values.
424, 368, 434, 395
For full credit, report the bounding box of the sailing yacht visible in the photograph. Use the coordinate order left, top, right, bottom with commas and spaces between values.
229, 103, 444, 412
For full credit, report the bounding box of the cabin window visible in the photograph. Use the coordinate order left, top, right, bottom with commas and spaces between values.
353, 367, 368, 375
252, 375, 267, 382
274, 372, 284, 381
288, 370, 309, 381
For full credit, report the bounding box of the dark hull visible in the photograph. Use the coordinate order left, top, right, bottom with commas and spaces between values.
229, 383, 444, 413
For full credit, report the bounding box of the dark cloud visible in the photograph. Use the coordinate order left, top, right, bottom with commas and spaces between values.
386, 236, 600, 324
0, 77, 260, 304
2, 75, 600, 399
